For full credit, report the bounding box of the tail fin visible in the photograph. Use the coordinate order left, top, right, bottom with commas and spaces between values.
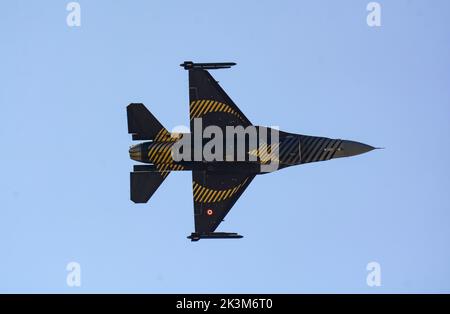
127, 103, 170, 141
130, 166, 170, 203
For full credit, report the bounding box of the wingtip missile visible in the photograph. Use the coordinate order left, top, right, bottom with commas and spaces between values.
188, 232, 243, 241
180, 61, 236, 70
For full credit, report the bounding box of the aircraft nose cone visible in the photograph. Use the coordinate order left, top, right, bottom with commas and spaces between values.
129, 144, 142, 161
333, 140, 375, 159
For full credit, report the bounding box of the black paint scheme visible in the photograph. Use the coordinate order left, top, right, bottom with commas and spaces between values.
127, 62, 376, 241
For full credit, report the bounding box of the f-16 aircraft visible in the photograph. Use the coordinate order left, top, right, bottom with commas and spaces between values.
127, 61, 377, 241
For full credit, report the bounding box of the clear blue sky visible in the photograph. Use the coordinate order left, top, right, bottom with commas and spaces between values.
1, 0, 450, 293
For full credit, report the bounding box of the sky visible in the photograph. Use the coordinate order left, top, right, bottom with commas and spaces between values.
1, 0, 450, 293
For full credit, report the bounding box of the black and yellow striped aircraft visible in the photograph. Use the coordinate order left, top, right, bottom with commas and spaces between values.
127, 61, 377, 241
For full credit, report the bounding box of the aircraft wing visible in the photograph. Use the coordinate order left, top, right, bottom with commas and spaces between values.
191, 170, 255, 234
188, 68, 252, 131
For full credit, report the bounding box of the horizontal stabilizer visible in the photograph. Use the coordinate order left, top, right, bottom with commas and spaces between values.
133, 165, 157, 172
130, 171, 169, 203
127, 103, 166, 141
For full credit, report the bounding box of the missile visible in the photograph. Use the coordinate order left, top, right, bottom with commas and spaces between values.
180, 61, 236, 70
188, 232, 243, 241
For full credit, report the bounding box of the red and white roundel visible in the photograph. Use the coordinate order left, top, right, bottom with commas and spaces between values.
206, 209, 214, 216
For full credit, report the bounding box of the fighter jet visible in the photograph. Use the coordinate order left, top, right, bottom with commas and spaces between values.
127, 61, 377, 241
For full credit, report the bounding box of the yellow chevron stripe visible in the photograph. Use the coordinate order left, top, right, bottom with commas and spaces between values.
201, 188, 211, 203
199, 100, 212, 117
189, 99, 244, 122
203, 189, 214, 203
192, 99, 205, 118
156, 128, 176, 142
148, 144, 159, 159
167, 147, 174, 163
160, 145, 173, 163
225, 186, 235, 201
161, 142, 172, 163
210, 101, 219, 112
262, 143, 275, 162
202, 189, 214, 203
195, 185, 206, 201
147, 146, 153, 158
269, 143, 280, 161
160, 129, 168, 141
153, 130, 160, 141
258, 143, 269, 161
199, 187, 207, 201
217, 190, 226, 202
156, 149, 167, 164
212, 190, 222, 202
154, 129, 163, 141
192, 178, 249, 203
195, 101, 206, 117
211, 190, 221, 203
248, 143, 281, 163
198, 189, 208, 202
158, 129, 167, 141
189, 100, 197, 115
156, 165, 166, 177
206, 101, 218, 115
153, 145, 165, 163
265, 143, 280, 163
190, 102, 196, 115
151, 144, 164, 163
222, 189, 233, 201
162, 143, 172, 163
206, 190, 217, 203
203, 102, 213, 115
192, 100, 203, 117
193, 186, 201, 200
193, 185, 201, 199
